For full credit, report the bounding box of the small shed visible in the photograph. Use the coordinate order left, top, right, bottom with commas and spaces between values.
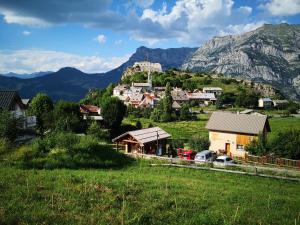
112, 127, 171, 155
258, 98, 272, 108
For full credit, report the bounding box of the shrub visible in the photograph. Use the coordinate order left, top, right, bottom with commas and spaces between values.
188, 136, 210, 151
0, 110, 18, 141
269, 129, 300, 159
87, 122, 110, 141
0, 138, 11, 154
16, 133, 134, 169
171, 139, 185, 149
245, 134, 267, 156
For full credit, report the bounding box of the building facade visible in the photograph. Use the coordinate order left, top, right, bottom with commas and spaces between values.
206, 112, 270, 158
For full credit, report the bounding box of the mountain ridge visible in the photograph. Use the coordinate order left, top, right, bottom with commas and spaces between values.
0, 47, 197, 101
182, 23, 300, 100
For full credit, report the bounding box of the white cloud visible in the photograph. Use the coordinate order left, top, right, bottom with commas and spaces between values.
260, 0, 300, 16
1, 9, 50, 27
0, 50, 130, 74
95, 34, 106, 44
114, 39, 123, 44
22, 30, 31, 36
136, 0, 254, 44
219, 21, 265, 36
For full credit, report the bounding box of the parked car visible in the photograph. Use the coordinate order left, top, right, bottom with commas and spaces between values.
213, 155, 235, 167
178, 148, 196, 160
194, 150, 217, 163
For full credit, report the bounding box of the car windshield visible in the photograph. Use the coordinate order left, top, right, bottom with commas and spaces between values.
216, 159, 224, 162
197, 155, 205, 159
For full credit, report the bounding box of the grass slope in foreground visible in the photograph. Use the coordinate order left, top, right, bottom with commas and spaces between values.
0, 161, 299, 225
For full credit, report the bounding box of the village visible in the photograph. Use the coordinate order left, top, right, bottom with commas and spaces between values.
1, 61, 299, 171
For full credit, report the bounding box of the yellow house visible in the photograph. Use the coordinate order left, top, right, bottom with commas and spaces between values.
205, 112, 270, 158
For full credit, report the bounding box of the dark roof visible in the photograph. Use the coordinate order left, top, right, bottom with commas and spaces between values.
112, 127, 171, 145
206, 111, 270, 135
0, 90, 24, 110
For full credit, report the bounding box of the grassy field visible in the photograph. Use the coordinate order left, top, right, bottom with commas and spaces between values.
124, 115, 300, 141
123, 115, 209, 140
0, 160, 299, 225
268, 117, 300, 139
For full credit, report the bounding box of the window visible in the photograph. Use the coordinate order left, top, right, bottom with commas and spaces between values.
237, 144, 244, 151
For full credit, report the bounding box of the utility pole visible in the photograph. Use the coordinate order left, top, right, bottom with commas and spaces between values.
156, 131, 159, 155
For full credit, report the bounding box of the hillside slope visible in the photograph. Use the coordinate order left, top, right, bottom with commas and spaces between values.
182, 24, 300, 100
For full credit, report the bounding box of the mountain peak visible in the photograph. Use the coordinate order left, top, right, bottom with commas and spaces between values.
58, 67, 83, 73
182, 23, 300, 100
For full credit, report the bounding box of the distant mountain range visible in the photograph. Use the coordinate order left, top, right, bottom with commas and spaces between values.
1, 23, 300, 101
0, 47, 197, 101
2, 71, 52, 79
182, 23, 300, 100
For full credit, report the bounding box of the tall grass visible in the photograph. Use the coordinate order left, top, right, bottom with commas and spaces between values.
0, 161, 299, 225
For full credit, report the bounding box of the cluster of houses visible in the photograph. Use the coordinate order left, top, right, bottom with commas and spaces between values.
113, 111, 270, 159
113, 77, 222, 109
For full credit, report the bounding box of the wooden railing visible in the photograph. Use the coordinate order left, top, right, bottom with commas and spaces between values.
233, 154, 300, 169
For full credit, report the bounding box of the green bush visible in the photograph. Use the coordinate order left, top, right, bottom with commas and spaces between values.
269, 129, 300, 159
245, 134, 267, 156
0, 138, 11, 154
188, 136, 210, 151
87, 122, 110, 141
16, 133, 134, 169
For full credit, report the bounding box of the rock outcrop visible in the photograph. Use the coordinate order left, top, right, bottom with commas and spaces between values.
182, 24, 300, 100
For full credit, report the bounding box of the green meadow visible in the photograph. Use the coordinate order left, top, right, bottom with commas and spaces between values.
0, 160, 299, 225
124, 115, 300, 140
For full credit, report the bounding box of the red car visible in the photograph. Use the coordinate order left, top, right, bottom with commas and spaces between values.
178, 148, 196, 160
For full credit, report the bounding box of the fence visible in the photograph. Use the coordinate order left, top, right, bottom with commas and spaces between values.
126, 153, 300, 180
232, 154, 300, 169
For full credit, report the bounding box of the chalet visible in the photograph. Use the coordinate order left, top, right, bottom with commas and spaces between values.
258, 98, 272, 109
202, 87, 223, 95
171, 89, 189, 104
80, 104, 103, 121
130, 93, 144, 107
0, 90, 27, 128
113, 84, 129, 97
273, 99, 288, 108
112, 127, 171, 155
172, 101, 182, 110
187, 92, 217, 105
132, 82, 152, 91
138, 94, 159, 108
206, 112, 270, 158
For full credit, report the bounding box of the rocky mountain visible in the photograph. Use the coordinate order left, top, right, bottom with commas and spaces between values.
0, 46, 197, 101
182, 23, 300, 100
124, 46, 197, 71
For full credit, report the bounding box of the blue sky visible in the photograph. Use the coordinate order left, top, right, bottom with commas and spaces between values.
0, 0, 299, 74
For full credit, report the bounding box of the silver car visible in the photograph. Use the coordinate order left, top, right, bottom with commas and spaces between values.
194, 150, 217, 164
213, 155, 235, 167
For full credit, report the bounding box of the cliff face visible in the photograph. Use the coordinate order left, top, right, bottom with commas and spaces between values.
126, 46, 197, 71
182, 24, 300, 100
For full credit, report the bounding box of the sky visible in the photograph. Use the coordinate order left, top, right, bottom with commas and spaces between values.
0, 0, 299, 74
